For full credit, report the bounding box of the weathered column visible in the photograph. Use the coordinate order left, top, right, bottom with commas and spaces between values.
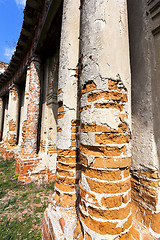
15, 55, 41, 182
18, 87, 25, 147
23, 54, 41, 156
2, 97, 9, 142
78, 0, 132, 239
7, 85, 19, 146
20, 65, 30, 153
54, 0, 80, 209
40, 59, 49, 154
0, 97, 4, 141
40, 56, 58, 158
53, 0, 80, 224
42, 0, 80, 239
39, 55, 58, 182
128, 0, 160, 238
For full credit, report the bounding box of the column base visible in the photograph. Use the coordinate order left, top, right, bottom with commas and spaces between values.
42, 203, 77, 240
131, 169, 160, 239
0, 141, 56, 183
0, 142, 15, 160
131, 200, 160, 240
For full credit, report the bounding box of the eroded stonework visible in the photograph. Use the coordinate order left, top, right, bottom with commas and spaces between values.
0, 0, 160, 239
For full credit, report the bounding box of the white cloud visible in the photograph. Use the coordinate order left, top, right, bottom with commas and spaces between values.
15, 0, 26, 8
4, 47, 15, 61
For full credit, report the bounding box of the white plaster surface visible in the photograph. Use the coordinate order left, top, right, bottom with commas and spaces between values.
57, 0, 80, 149
128, 0, 160, 170
2, 98, 8, 141
80, 0, 131, 85
80, 0, 131, 129
18, 89, 25, 145
7, 86, 19, 144
33, 153, 57, 173
81, 107, 120, 129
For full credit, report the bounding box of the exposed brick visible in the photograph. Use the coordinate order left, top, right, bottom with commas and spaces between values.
58, 88, 62, 94
55, 181, 76, 192
87, 203, 131, 220
82, 166, 122, 181
95, 133, 130, 144
140, 178, 159, 188
87, 91, 127, 102
101, 195, 123, 208
137, 170, 159, 179
122, 215, 132, 231
74, 220, 82, 239
129, 226, 140, 240
81, 122, 128, 133
59, 217, 65, 233
151, 212, 160, 234
81, 81, 97, 94
80, 144, 126, 157
91, 157, 131, 169
58, 112, 65, 119
94, 102, 123, 111
144, 208, 152, 228
79, 184, 100, 207
79, 209, 122, 235
108, 80, 123, 91
85, 232, 92, 240
86, 177, 131, 194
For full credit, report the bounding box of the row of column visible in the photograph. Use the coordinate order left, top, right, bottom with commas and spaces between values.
0, 55, 41, 159
0, 0, 132, 238
0, 86, 19, 146
44, 0, 132, 239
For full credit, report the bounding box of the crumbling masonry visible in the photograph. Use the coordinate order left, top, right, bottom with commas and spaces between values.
1, 0, 160, 239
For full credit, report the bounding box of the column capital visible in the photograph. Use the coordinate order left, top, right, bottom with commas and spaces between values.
26, 64, 31, 70
9, 83, 18, 92
30, 54, 41, 64
26, 54, 41, 68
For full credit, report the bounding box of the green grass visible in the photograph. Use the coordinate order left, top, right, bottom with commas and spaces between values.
0, 157, 54, 240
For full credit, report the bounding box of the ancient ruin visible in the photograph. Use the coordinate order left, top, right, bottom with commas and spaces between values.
0, 0, 160, 239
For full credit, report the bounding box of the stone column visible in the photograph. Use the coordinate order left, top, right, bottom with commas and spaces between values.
20, 65, 30, 153
40, 59, 49, 154
40, 56, 58, 157
39, 56, 58, 182
54, 0, 80, 209
15, 55, 41, 182
7, 85, 19, 146
78, 0, 132, 239
23, 54, 41, 156
18, 87, 25, 146
0, 97, 4, 141
42, 0, 80, 239
128, 0, 160, 238
2, 97, 9, 142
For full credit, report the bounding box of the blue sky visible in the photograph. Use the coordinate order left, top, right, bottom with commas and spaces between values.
0, 0, 26, 64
